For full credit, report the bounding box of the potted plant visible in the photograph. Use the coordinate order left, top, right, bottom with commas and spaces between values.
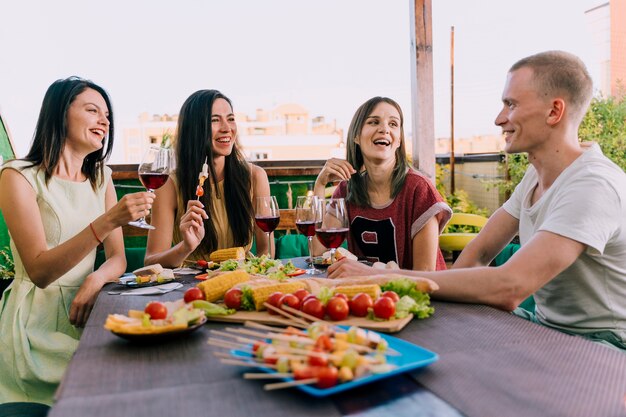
0, 247, 14, 296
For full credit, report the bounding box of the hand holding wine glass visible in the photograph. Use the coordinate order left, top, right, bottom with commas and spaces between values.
255, 196, 280, 258
296, 195, 323, 275
129, 145, 174, 230
315, 198, 349, 263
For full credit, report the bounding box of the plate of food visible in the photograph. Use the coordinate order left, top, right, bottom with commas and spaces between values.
118, 264, 177, 288
225, 323, 438, 397
104, 299, 209, 343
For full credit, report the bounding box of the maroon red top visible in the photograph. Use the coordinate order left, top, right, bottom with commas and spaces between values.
333, 169, 451, 270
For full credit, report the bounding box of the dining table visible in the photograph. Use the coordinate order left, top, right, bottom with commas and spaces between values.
48, 257, 626, 417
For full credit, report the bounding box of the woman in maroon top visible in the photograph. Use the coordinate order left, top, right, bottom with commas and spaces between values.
313, 97, 451, 277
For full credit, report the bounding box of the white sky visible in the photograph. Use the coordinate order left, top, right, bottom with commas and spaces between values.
0, 0, 603, 162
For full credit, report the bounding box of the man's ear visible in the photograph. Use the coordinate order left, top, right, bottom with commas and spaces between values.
547, 98, 565, 125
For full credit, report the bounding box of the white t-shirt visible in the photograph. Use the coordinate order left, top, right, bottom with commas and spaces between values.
503, 143, 626, 341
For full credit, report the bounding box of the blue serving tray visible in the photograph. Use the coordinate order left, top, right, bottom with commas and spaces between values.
231, 327, 438, 397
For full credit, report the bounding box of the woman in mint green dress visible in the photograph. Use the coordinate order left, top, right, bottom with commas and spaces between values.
0, 77, 154, 405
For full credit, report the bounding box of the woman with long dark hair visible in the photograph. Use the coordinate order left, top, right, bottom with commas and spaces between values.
145, 90, 271, 267
314, 96, 451, 277
0, 77, 152, 405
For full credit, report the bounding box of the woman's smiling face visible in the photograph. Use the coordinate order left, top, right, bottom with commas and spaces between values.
355, 101, 402, 163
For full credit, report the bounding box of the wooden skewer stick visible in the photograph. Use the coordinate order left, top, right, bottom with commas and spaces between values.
263, 302, 309, 328
244, 373, 293, 380
210, 329, 258, 345
243, 321, 289, 332
207, 338, 249, 351
220, 359, 278, 369
226, 327, 315, 347
280, 304, 330, 326
264, 378, 318, 391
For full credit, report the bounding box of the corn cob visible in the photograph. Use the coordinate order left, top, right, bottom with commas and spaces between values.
333, 284, 381, 300
249, 281, 307, 311
210, 247, 246, 262
197, 270, 250, 302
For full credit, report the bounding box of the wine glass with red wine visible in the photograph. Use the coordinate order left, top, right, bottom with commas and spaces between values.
255, 196, 280, 258
315, 198, 349, 263
296, 195, 323, 275
128, 145, 173, 229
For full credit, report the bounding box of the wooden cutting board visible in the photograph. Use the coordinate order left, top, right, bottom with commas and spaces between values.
205, 310, 413, 333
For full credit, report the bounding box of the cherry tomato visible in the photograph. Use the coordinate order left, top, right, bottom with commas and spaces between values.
196, 259, 208, 269
373, 296, 396, 320
293, 365, 318, 380
252, 341, 266, 353
144, 301, 168, 320
293, 289, 310, 302
326, 296, 350, 321
315, 334, 334, 351
224, 288, 243, 310
183, 287, 205, 304
302, 298, 325, 320
308, 347, 328, 367
266, 292, 284, 315
333, 293, 349, 302
279, 293, 301, 311
349, 293, 373, 317
316, 366, 339, 389
302, 294, 319, 304
381, 290, 400, 303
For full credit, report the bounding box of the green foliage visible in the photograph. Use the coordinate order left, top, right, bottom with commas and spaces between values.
495, 94, 626, 192
435, 164, 488, 233
0, 247, 14, 280
579, 95, 626, 171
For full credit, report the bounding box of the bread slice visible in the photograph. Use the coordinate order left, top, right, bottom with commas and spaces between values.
133, 264, 164, 276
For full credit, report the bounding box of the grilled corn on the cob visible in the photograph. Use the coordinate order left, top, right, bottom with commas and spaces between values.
333, 284, 381, 300
209, 247, 246, 262
197, 270, 250, 302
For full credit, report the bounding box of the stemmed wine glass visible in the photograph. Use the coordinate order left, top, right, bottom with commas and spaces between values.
295, 195, 323, 275
255, 196, 280, 258
315, 198, 349, 263
128, 145, 174, 229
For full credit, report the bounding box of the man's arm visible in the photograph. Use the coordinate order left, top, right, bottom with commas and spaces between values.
453, 208, 519, 268
416, 231, 586, 310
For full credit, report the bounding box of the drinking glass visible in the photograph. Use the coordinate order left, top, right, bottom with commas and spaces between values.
128, 145, 174, 229
295, 195, 323, 275
255, 196, 280, 258
315, 198, 349, 263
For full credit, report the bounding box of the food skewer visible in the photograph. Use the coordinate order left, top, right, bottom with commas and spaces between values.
263, 302, 309, 327
196, 157, 209, 201
244, 373, 293, 380
264, 378, 318, 391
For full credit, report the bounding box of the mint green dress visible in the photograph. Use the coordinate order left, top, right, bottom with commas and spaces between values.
0, 160, 110, 405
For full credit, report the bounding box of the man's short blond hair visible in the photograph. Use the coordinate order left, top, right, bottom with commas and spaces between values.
510, 51, 593, 122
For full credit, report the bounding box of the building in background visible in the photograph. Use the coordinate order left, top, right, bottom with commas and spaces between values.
586, 0, 626, 97
118, 104, 344, 163
434, 134, 504, 155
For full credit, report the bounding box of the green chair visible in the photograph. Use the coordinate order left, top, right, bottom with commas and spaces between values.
275, 234, 309, 259
94, 247, 146, 273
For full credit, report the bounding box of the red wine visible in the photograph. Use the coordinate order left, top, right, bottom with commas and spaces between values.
315, 228, 349, 248
255, 216, 280, 233
296, 221, 316, 237
139, 173, 169, 190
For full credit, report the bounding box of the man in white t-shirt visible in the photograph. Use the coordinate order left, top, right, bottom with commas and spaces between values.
328, 51, 626, 349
